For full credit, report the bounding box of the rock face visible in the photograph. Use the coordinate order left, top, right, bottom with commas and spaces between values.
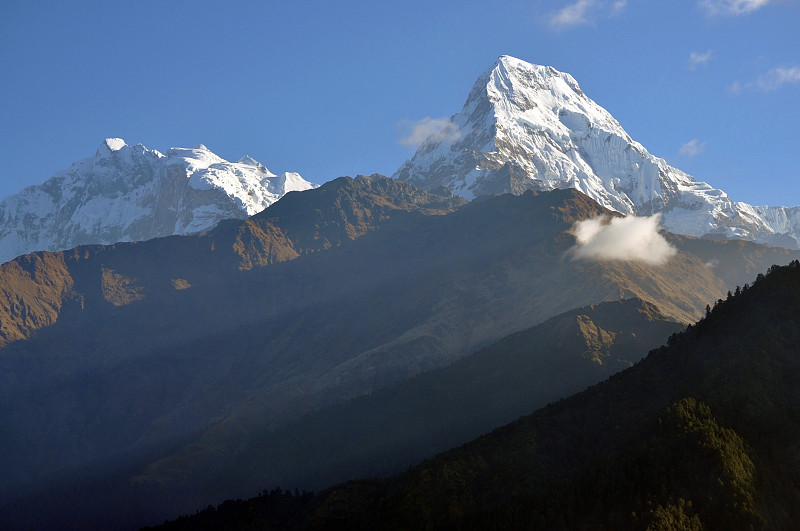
0, 138, 316, 263
394, 55, 800, 248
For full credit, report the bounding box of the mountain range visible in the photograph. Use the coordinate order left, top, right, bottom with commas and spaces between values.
2, 176, 799, 529
2, 55, 798, 268
394, 55, 800, 249
0, 138, 315, 264
2, 54, 800, 530
2, 57, 799, 268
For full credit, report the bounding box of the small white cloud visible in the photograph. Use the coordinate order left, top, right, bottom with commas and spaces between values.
397, 117, 461, 147
755, 66, 800, 91
549, 0, 628, 29
679, 139, 707, 158
550, 0, 597, 29
730, 66, 800, 94
688, 50, 712, 70
568, 214, 677, 265
700, 0, 773, 16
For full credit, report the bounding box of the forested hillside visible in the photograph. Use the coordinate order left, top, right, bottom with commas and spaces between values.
153, 261, 800, 530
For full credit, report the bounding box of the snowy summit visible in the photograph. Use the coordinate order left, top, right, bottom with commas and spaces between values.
394, 55, 800, 249
0, 139, 316, 263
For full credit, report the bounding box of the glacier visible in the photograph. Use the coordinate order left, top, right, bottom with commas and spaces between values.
394, 55, 800, 249
0, 138, 316, 263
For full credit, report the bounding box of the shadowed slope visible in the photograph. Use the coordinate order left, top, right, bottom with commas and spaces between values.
240, 262, 800, 530
203, 298, 683, 500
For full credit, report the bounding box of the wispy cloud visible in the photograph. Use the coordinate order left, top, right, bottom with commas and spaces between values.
730, 66, 800, 93
398, 117, 461, 147
688, 50, 712, 70
699, 0, 773, 16
568, 214, 677, 265
549, 0, 629, 29
550, 0, 597, 29
728, 80, 744, 94
679, 139, 707, 158
611, 0, 628, 13
755, 66, 800, 91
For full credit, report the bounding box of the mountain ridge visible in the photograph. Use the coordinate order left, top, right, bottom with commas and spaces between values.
0, 138, 316, 264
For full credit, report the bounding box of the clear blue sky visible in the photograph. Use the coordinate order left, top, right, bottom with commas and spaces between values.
1, 0, 798, 206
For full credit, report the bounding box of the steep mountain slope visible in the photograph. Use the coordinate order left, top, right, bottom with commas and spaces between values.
0, 175, 465, 349
394, 55, 800, 248
194, 298, 682, 500
159, 260, 800, 530
0, 138, 316, 263
0, 177, 797, 529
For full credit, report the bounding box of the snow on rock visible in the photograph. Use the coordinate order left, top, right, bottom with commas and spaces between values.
0, 139, 316, 263
394, 55, 800, 248
104, 138, 127, 152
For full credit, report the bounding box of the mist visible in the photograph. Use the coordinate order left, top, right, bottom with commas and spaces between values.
398, 117, 461, 147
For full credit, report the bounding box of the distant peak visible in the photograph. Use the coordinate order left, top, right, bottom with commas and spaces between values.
494, 55, 549, 73
94, 138, 130, 159
165, 144, 226, 171
484, 56, 585, 104
497, 54, 534, 67
102, 138, 127, 152
237, 155, 273, 175
237, 155, 260, 166
490, 56, 578, 85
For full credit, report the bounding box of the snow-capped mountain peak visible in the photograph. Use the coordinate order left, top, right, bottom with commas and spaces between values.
102, 137, 128, 152
165, 144, 226, 171
237, 155, 269, 170
394, 55, 800, 248
0, 139, 316, 263
487, 56, 629, 143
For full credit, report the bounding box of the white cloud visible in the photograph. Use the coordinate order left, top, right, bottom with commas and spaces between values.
549, 0, 629, 29
549, 0, 628, 30
700, 0, 773, 16
755, 66, 800, 91
688, 50, 712, 70
730, 66, 800, 93
568, 214, 677, 265
397, 117, 461, 147
679, 139, 707, 158
550, 0, 596, 29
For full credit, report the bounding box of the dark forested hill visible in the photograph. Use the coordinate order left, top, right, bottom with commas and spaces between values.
200, 298, 683, 500
152, 261, 800, 530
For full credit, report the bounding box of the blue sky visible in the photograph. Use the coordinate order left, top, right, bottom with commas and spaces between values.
1, 0, 798, 206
